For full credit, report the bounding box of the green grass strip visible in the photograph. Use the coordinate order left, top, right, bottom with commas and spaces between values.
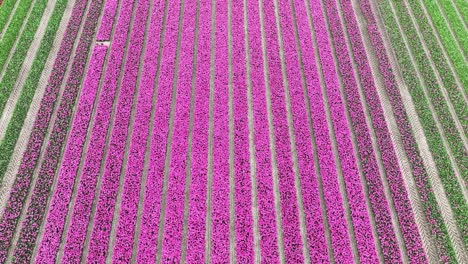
454, 0, 468, 26
0, 0, 68, 184
423, 0, 468, 94
437, 0, 468, 55
0, 0, 33, 74
379, 0, 468, 249
0, 0, 49, 116
0, 0, 16, 33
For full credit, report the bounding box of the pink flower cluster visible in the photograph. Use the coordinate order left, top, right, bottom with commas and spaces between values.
0, 0, 94, 262
35, 45, 107, 263
96, 0, 118, 41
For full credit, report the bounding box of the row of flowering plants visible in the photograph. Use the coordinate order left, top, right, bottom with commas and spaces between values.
244, 0, 279, 262
35, 44, 107, 263
96, 0, 118, 41
261, 0, 306, 262
85, 0, 149, 262
0, 0, 47, 116
134, 0, 181, 262
0, 0, 68, 188
338, 0, 430, 262
0, 0, 33, 78
377, 0, 467, 251
184, 0, 211, 262
306, 0, 383, 262
159, 0, 197, 262
0, 0, 103, 262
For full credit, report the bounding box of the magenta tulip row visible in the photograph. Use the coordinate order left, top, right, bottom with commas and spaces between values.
342, 0, 427, 262
307, 0, 381, 262
96, 0, 118, 41
35, 45, 107, 263
245, 0, 280, 262
159, 0, 196, 262
261, 0, 305, 262
184, 0, 210, 261
135, 0, 183, 261
211, 0, 230, 262
232, 1, 254, 263
36, 0, 135, 262
11, 1, 105, 262
322, 0, 403, 262
0, 0, 91, 262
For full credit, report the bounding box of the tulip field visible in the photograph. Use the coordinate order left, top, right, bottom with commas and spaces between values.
0, 0, 466, 263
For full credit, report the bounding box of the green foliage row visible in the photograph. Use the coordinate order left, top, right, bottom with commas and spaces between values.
0, 0, 48, 115
0, 0, 68, 184
0, 0, 16, 33
437, 0, 468, 56
379, 0, 468, 251
0, 0, 34, 74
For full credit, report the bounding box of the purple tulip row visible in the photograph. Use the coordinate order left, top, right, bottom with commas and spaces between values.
341, 0, 427, 262
279, 0, 336, 261
307, 0, 381, 262
135, 0, 182, 261
322, 0, 403, 262
158, 0, 196, 262
232, 1, 255, 263
211, 0, 231, 262
261, 0, 305, 262
185, 0, 210, 262
0, 0, 95, 262
245, 0, 280, 262
35, 45, 107, 263
96, 0, 119, 41
11, 1, 105, 262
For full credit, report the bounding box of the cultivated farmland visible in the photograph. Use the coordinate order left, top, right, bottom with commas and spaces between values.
0, 0, 466, 263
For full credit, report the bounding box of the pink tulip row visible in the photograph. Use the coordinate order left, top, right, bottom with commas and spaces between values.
322, 0, 402, 262
0, 0, 94, 262
59, 0, 136, 262
185, 0, 210, 262
244, 0, 280, 262
279, 0, 336, 261
35, 45, 107, 263
342, 0, 427, 262
96, 0, 118, 41
159, 0, 196, 262
211, 0, 231, 262
135, 0, 182, 261
11, 1, 105, 262
307, 0, 381, 262
261, 0, 305, 262
232, 1, 254, 263
125, 0, 167, 262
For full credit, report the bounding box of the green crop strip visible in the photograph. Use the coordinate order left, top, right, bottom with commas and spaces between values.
0, 0, 68, 184
422, 0, 468, 93
379, 0, 468, 249
0, 0, 16, 33
437, 0, 468, 55
454, 0, 468, 27
0, 0, 49, 115
0, 0, 34, 74
401, 0, 468, 180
